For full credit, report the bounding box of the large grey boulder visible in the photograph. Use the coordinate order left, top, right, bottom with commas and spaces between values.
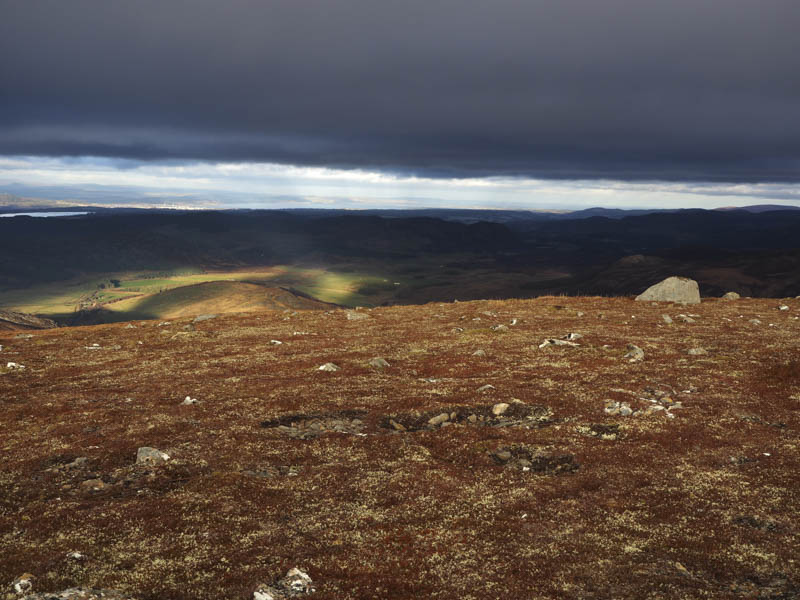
635, 276, 700, 305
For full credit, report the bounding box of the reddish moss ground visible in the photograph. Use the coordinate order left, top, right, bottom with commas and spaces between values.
1, 297, 798, 599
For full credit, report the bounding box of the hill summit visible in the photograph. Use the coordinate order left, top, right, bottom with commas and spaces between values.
1, 295, 798, 599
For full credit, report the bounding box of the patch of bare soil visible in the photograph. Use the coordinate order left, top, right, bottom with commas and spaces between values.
1, 296, 798, 599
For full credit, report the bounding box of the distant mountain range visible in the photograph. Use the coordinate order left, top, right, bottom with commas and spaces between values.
2, 190, 799, 222
1, 205, 799, 325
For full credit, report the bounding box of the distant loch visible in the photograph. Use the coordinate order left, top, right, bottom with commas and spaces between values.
0, 211, 90, 218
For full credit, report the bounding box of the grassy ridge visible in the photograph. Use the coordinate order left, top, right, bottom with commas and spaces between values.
0, 266, 406, 319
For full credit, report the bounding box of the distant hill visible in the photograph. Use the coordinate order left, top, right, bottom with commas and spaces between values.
102, 281, 336, 321
713, 204, 800, 213
0, 309, 58, 331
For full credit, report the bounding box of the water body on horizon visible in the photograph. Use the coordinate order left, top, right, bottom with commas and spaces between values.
0, 211, 90, 218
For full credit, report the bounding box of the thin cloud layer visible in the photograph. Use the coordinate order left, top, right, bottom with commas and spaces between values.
1, 0, 799, 182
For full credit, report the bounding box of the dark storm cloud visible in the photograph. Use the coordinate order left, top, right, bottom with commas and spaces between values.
1, 0, 799, 181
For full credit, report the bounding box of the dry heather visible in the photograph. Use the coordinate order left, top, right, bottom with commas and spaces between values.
1, 297, 798, 599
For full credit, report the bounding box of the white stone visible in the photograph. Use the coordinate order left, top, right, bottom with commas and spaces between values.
623, 344, 645, 362
492, 402, 510, 416
428, 413, 450, 426
539, 338, 579, 349
136, 447, 170, 466
346, 311, 369, 320
318, 362, 340, 372
635, 276, 701, 304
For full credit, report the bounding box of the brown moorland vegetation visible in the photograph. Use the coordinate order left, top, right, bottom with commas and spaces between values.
1, 296, 798, 599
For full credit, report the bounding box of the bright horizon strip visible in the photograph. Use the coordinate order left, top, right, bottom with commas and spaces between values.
0, 156, 799, 210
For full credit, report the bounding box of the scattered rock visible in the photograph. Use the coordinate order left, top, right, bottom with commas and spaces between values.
261, 410, 366, 439
345, 311, 369, 321
635, 276, 701, 304
317, 363, 340, 372
15, 333, 33, 340
136, 447, 170, 466
66, 551, 87, 562
181, 396, 198, 405
675, 314, 696, 323
156, 321, 171, 327
66, 457, 89, 470
124, 323, 137, 329
576, 423, 621, 440
562, 332, 583, 341
428, 413, 450, 426
494, 450, 512, 462
80, 478, 105, 492
472, 349, 486, 357
722, 291, 740, 300
538, 338, 579, 349
270, 340, 283, 345
674, 562, 692, 577
778, 304, 790, 311
490, 446, 579, 474
477, 384, 495, 393
687, 347, 708, 356
661, 314, 673, 324
623, 344, 644, 362
491, 324, 508, 332
384, 401, 553, 432
604, 401, 633, 416
17, 589, 138, 600
749, 318, 762, 325
242, 465, 302, 479
193, 314, 217, 322
492, 402, 509, 416
368, 357, 390, 369
5, 362, 25, 370
9, 573, 34, 596
732, 515, 781, 533
254, 567, 315, 599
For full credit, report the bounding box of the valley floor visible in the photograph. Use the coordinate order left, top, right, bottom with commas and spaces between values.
1, 296, 798, 599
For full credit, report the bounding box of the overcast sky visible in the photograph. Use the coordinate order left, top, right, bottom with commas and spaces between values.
1, 0, 799, 209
